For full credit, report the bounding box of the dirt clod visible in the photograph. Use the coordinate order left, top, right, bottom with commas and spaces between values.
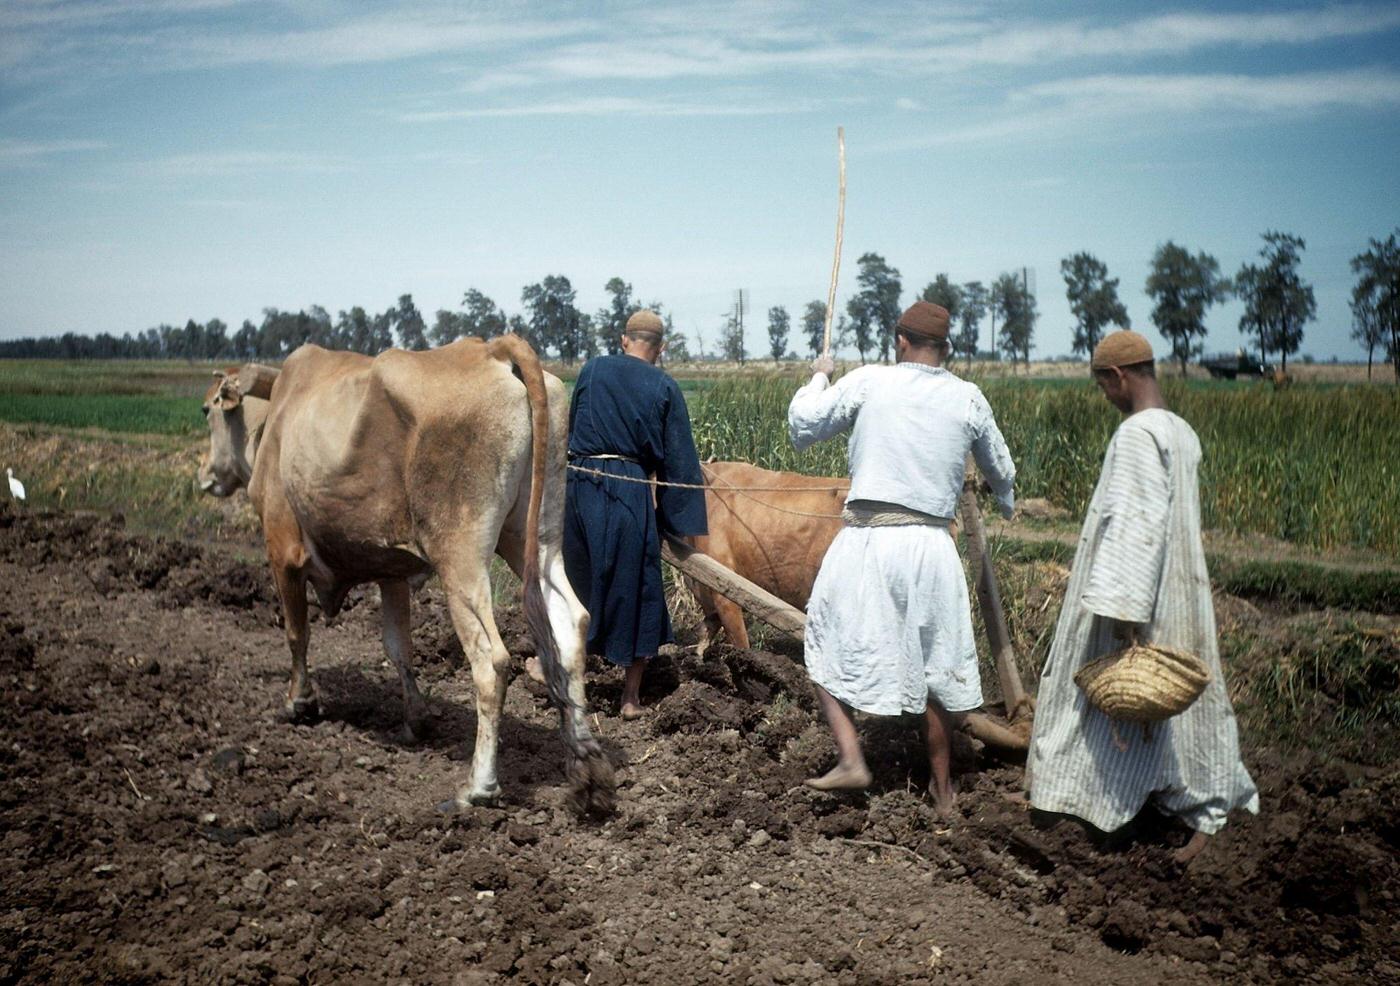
0, 501, 1394, 984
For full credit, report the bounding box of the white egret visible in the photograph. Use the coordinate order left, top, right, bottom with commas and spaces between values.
6, 467, 24, 501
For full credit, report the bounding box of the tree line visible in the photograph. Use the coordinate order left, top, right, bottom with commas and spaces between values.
2, 229, 1396, 380
0, 277, 680, 364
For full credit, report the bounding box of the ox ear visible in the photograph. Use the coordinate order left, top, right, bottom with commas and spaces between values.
214, 375, 243, 411
237, 363, 280, 401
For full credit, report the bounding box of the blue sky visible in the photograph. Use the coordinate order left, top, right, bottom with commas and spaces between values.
2, 0, 1398, 359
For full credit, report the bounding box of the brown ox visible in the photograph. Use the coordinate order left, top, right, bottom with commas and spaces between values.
197, 336, 611, 811
689, 461, 849, 653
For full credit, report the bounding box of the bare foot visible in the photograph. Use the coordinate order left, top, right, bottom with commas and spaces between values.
524, 656, 546, 685
1172, 830, 1209, 866
804, 762, 872, 791
620, 700, 645, 721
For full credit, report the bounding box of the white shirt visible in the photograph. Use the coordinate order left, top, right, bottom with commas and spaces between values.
787, 363, 1016, 520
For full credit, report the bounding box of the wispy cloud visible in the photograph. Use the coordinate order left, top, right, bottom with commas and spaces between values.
875, 67, 1400, 152
401, 94, 822, 122
1020, 68, 1400, 114
168, 12, 595, 70
141, 150, 349, 177
936, 5, 1400, 70
0, 137, 108, 165
448, 3, 1400, 93
11, 2, 1399, 87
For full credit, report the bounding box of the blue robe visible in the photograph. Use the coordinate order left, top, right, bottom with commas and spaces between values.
563, 355, 708, 666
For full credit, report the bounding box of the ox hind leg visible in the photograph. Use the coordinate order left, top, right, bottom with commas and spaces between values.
437, 557, 513, 806
379, 579, 430, 743
271, 561, 319, 723
498, 528, 614, 815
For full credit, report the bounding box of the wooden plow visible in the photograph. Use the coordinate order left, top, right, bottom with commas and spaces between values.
660, 477, 1034, 752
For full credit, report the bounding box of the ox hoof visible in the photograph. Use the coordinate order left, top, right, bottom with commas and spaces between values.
462, 784, 501, 807
398, 719, 433, 746
276, 696, 321, 725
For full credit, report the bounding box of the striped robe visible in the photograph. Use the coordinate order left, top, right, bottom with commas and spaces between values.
1027, 409, 1259, 835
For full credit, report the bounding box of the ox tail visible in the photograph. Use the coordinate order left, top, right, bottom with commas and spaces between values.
489, 335, 615, 816
486, 334, 573, 714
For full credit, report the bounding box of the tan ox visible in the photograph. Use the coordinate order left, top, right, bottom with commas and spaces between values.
690, 461, 849, 653
197, 336, 611, 811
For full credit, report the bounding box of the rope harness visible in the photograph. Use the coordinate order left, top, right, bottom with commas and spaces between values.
564, 461, 850, 519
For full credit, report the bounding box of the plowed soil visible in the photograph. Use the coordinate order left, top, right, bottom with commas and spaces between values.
1, 504, 1395, 985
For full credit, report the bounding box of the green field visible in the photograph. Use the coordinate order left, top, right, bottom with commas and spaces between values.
686, 372, 1400, 554
1, 358, 1397, 552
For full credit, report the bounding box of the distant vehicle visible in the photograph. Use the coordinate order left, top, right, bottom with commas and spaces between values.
1200, 350, 1270, 380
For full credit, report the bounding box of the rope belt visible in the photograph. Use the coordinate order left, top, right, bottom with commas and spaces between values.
842, 500, 951, 529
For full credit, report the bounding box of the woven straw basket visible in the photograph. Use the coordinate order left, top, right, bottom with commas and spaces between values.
1073, 644, 1210, 723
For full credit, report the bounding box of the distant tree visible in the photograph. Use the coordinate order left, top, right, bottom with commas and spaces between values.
334, 307, 372, 354
305, 305, 333, 348
1146, 242, 1230, 375
767, 305, 790, 361
231, 319, 259, 360
920, 274, 963, 325
430, 310, 465, 347
801, 300, 827, 356
370, 308, 396, 354
507, 314, 531, 350
1061, 252, 1130, 356
522, 276, 586, 362
1350, 229, 1400, 382
844, 294, 874, 364
991, 273, 1036, 368
719, 309, 746, 362
202, 318, 229, 359
1350, 290, 1384, 380
847, 252, 902, 362
956, 281, 988, 366
596, 277, 637, 355
665, 319, 692, 362
578, 312, 599, 360
832, 313, 853, 353
461, 288, 507, 340
1235, 232, 1314, 373
394, 294, 428, 351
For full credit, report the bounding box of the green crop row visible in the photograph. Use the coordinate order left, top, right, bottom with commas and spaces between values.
0, 393, 205, 436
686, 371, 1400, 553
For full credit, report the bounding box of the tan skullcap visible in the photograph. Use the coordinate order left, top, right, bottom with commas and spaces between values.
626, 309, 663, 337
896, 301, 950, 341
1091, 330, 1154, 369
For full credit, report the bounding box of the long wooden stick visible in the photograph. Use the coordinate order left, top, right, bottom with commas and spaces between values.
661, 536, 806, 639
822, 126, 846, 356
958, 482, 1031, 719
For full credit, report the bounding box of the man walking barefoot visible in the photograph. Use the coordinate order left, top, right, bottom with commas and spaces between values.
788, 302, 1016, 814
1027, 331, 1258, 863
558, 311, 707, 719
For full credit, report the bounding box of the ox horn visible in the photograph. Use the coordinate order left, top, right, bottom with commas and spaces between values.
214, 375, 243, 411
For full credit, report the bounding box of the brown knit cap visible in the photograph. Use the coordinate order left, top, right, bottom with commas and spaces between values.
1091, 330, 1154, 369
626, 309, 663, 338
896, 301, 950, 341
